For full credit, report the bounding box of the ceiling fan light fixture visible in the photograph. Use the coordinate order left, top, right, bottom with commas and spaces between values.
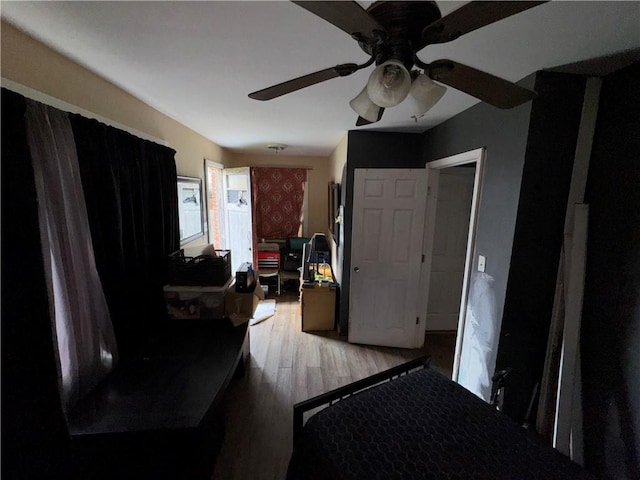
349, 87, 381, 123
366, 60, 412, 108
409, 73, 447, 118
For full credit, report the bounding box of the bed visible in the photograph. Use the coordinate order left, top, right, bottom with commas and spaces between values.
287, 357, 593, 480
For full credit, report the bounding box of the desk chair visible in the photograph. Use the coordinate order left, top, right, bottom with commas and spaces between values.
257, 243, 281, 295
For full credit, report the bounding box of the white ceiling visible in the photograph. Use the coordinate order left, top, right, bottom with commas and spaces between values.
2, 1, 639, 157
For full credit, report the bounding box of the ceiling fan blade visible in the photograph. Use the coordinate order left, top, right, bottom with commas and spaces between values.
249, 63, 359, 101
292, 1, 386, 44
423, 1, 547, 45
427, 60, 536, 109
356, 108, 385, 126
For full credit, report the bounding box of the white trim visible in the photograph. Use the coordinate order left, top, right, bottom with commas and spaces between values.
421, 147, 486, 380
453, 150, 486, 382
427, 148, 485, 170
205, 158, 225, 170
553, 204, 588, 458
1, 78, 171, 147
302, 180, 309, 237
204, 159, 227, 248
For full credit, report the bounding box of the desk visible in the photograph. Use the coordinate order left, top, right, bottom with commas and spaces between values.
300, 264, 337, 331
301, 284, 336, 331
68, 321, 249, 479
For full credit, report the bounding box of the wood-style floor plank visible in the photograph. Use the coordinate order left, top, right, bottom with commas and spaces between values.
211, 292, 454, 480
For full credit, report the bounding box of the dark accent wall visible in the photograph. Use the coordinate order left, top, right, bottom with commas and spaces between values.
337, 61, 639, 478
420, 75, 535, 337
581, 61, 640, 479
496, 72, 587, 422
339, 131, 423, 334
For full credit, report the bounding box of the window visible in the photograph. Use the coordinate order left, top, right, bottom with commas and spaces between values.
177, 175, 205, 246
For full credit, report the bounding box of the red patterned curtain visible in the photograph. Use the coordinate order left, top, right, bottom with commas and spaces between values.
251, 167, 307, 240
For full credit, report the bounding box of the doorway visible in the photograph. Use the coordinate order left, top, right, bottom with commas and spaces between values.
204, 163, 254, 274
425, 167, 476, 331
419, 148, 486, 381
223, 167, 254, 274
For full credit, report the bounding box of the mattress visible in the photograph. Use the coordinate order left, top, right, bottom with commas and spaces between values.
287, 368, 593, 480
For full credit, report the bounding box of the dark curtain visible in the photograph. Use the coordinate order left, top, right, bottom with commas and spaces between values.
1, 88, 72, 478
69, 115, 179, 361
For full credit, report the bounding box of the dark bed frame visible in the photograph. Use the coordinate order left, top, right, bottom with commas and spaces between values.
288, 355, 593, 480
292, 355, 430, 445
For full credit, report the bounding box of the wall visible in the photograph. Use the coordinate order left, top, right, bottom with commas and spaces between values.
328, 134, 348, 284
419, 64, 639, 477
581, 61, 640, 479
228, 153, 330, 239
419, 72, 596, 426
1, 20, 335, 254
329, 134, 348, 183
496, 72, 587, 422
0, 20, 231, 178
339, 131, 423, 334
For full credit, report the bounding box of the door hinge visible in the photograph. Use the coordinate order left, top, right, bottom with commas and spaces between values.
416, 317, 420, 325
427, 186, 432, 196
421, 254, 425, 263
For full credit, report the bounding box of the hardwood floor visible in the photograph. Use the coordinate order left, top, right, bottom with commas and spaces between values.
211, 292, 455, 480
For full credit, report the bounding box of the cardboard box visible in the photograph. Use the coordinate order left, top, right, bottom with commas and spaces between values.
301, 283, 336, 331
163, 278, 231, 320
225, 279, 265, 320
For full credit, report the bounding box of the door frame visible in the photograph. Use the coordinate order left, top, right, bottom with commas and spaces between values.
204, 158, 226, 248
418, 148, 486, 378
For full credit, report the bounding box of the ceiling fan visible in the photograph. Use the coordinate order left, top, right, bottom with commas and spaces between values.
249, 1, 547, 125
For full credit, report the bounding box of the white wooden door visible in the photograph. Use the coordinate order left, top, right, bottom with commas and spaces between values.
426, 168, 475, 331
223, 167, 253, 274
349, 168, 427, 348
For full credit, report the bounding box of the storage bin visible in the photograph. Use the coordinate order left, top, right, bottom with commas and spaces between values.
168, 249, 231, 286
163, 279, 231, 320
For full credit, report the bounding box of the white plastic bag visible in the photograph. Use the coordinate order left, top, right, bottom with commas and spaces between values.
458, 272, 499, 402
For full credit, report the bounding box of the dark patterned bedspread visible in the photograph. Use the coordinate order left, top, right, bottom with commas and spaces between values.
287, 368, 594, 480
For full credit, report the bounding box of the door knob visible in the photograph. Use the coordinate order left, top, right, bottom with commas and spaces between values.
353, 267, 360, 273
